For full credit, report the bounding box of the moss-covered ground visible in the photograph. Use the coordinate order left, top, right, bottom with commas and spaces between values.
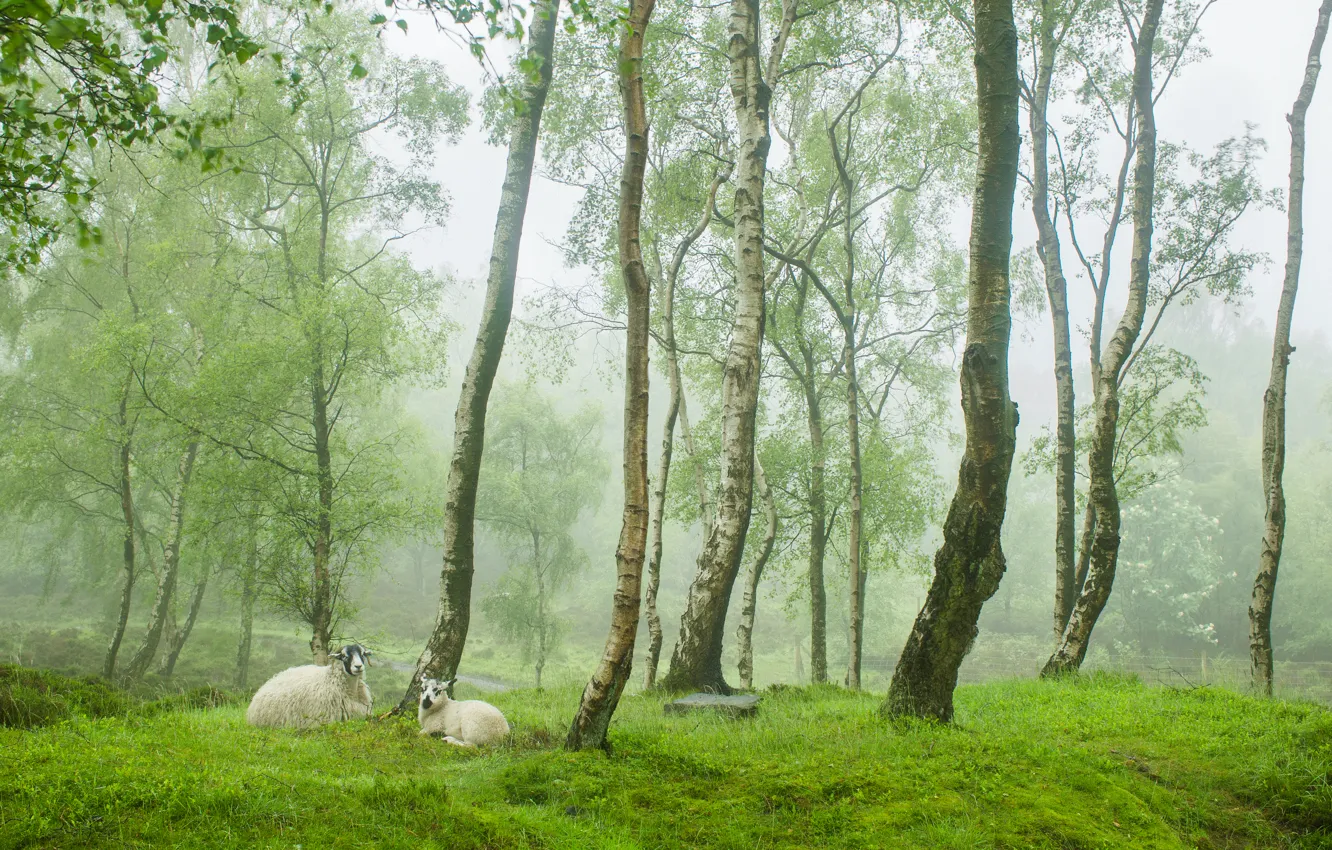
2, 672, 1329, 849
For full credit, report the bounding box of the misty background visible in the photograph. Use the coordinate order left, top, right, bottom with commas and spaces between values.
2, 0, 1330, 700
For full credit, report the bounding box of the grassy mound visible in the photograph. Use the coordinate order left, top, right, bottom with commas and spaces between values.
0, 665, 139, 729
3, 674, 1330, 848
0, 665, 236, 730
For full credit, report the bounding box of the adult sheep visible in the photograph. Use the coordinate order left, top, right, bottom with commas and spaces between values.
418, 677, 509, 747
246, 644, 373, 729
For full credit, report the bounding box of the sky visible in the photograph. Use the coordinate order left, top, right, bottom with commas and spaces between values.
376, 0, 1332, 432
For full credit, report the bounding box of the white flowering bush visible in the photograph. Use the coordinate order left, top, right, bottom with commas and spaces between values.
1106, 471, 1233, 654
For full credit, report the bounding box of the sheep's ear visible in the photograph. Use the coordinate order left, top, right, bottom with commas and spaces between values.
362, 648, 373, 658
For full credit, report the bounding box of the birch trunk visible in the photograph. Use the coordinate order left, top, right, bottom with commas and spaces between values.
1044, 0, 1163, 676
123, 438, 201, 681
829, 128, 865, 692
401, 0, 562, 710
1251, 0, 1331, 697
804, 366, 829, 683
736, 456, 776, 690
883, 0, 1020, 722
829, 304, 864, 691
159, 562, 210, 678
677, 391, 714, 536
310, 351, 334, 665
772, 276, 827, 682
160, 605, 179, 672
103, 387, 136, 680
660, 0, 791, 695
643, 383, 675, 691
644, 166, 730, 689
236, 528, 257, 690
535, 550, 547, 689
1073, 502, 1095, 598
643, 380, 676, 691
1028, 0, 1079, 640
566, 0, 654, 750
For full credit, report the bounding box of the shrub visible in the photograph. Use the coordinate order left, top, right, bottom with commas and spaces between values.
0, 665, 136, 729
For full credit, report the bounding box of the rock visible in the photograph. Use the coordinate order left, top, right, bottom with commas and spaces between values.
663, 692, 760, 718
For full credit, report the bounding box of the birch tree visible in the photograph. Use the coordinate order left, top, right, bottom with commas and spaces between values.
567, 0, 655, 750
121, 436, 202, 681
759, 19, 967, 688
1043, 0, 1164, 675
0, 151, 198, 680
1020, 0, 1082, 640
527, 0, 734, 691
659, 0, 795, 695
0, 0, 256, 274
883, 0, 1021, 723
643, 161, 731, 688
765, 275, 837, 682
404, 0, 564, 708
113, 10, 467, 664
1250, 0, 1332, 697
735, 455, 776, 690
1040, 0, 1272, 673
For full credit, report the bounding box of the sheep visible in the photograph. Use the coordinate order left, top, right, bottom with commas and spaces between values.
245, 644, 373, 729
418, 677, 510, 747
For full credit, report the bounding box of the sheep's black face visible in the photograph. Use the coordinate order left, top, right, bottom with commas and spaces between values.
334, 644, 370, 677
420, 678, 456, 710
420, 678, 445, 710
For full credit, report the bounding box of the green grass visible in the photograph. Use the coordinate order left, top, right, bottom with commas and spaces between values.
2, 673, 1330, 849
0, 664, 237, 730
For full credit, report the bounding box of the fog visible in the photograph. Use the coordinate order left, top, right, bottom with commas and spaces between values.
389, 1, 1332, 689
2, 0, 1330, 705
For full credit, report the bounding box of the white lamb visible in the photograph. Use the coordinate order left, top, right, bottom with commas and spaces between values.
418, 677, 510, 747
246, 644, 373, 729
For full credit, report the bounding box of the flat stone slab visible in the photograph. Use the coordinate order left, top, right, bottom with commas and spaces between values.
664, 693, 760, 718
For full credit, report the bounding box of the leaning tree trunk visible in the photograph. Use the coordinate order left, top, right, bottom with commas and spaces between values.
882, 0, 1020, 723
644, 165, 731, 689
1043, 0, 1163, 677
104, 380, 136, 680
236, 528, 258, 690
1251, 0, 1331, 698
660, 0, 793, 695
736, 456, 777, 690
123, 439, 201, 681
159, 562, 210, 678
566, 0, 654, 752
1028, 0, 1079, 640
400, 0, 562, 712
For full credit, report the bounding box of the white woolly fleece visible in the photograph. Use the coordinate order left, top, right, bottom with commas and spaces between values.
419, 695, 509, 747
246, 661, 372, 729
